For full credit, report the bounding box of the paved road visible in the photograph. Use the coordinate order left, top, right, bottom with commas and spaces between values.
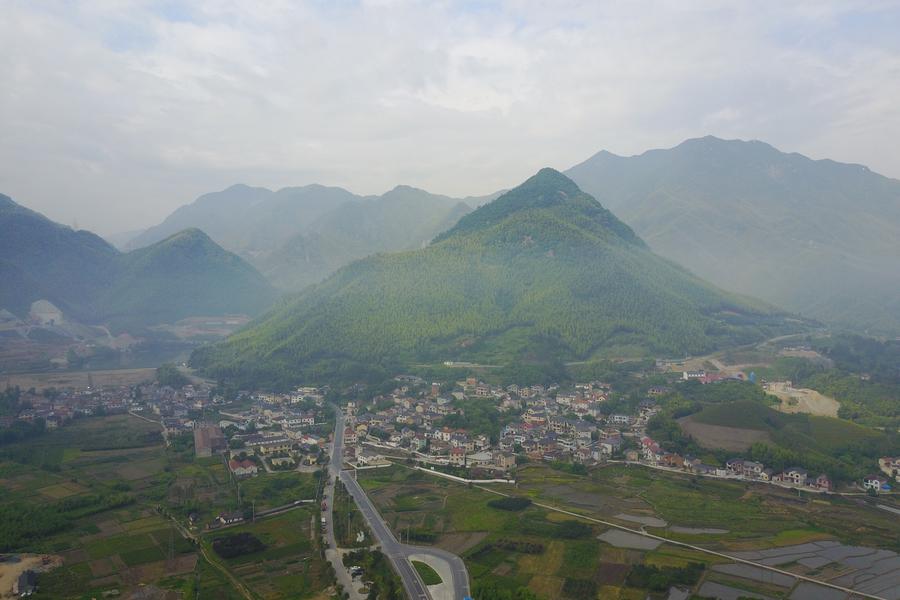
331, 407, 471, 600
325, 410, 366, 600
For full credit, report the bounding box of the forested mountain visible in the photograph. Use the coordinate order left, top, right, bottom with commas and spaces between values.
0, 194, 118, 319
98, 229, 275, 328
192, 169, 799, 388
127, 184, 356, 253
566, 136, 900, 335
129, 183, 482, 291
0, 194, 275, 329
258, 186, 472, 290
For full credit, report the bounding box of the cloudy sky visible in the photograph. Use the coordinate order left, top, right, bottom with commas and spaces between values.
2, 1, 900, 234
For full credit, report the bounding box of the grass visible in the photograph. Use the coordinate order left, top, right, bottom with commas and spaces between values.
238, 471, 317, 511
17, 414, 330, 599
0, 414, 236, 598
120, 545, 166, 566
201, 508, 331, 598
688, 399, 885, 465
86, 532, 158, 559
559, 540, 599, 579
412, 560, 443, 585
357, 461, 900, 598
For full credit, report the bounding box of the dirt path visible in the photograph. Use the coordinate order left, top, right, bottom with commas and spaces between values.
767, 382, 840, 417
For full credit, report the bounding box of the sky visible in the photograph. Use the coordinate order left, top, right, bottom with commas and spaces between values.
2, 1, 900, 235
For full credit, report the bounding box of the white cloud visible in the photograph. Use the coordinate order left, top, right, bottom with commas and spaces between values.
1, 1, 899, 233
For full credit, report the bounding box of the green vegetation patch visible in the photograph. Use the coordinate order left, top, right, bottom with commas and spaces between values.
239, 472, 316, 511
488, 496, 532, 511
412, 560, 443, 585
211, 532, 266, 559
120, 544, 166, 566
625, 561, 705, 592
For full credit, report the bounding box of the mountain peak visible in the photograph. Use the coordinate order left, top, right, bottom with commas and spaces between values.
522, 167, 582, 195
164, 227, 211, 243
434, 167, 641, 246
147, 228, 221, 254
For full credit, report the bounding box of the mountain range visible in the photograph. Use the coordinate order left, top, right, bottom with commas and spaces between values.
0, 194, 275, 330
126, 183, 495, 291
566, 136, 900, 335
191, 169, 798, 388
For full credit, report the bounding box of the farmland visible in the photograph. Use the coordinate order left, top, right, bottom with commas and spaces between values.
0, 415, 200, 598
357, 462, 900, 598
204, 509, 333, 599
0, 412, 330, 599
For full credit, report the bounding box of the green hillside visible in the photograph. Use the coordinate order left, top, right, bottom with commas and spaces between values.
259, 186, 473, 291
566, 136, 900, 335
0, 194, 118, 321
686, 399, 891, 481
129, 182, 480, 292
99, 229, 276, 328
192, 169, 800, 388
0, 195, 275, 328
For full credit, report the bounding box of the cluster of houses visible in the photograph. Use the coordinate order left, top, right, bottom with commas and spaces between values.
150, 384, 327, 441
863, 457, 900, 492
343, 377, 652, 475
189, 388, 331, 475
347, 375, 875, 495
0, 384, 133, 432
633, 436, 834, 491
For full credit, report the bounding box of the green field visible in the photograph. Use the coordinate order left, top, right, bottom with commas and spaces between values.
412, 560, 442, 585
358, 462, 900, 599
239, 471, 318, 511
204, 508, 331, 598
0, 413, 332, 599
663, 388, 897, 481
358, 465, 613, 598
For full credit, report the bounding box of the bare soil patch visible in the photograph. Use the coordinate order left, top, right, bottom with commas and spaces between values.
595, 562, 630, 586
88, 557, 116, 577
0, 555, 62, 599
436, 531, 487, 555
37, 481, 87, 499
678, 416, 771, 452
3, 368, 158, 391
766, 382, 840, 418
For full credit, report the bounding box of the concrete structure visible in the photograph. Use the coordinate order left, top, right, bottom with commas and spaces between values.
194, 425, 226, 458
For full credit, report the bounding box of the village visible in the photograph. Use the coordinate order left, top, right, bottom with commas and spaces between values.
3, 369, 898, 511
329, 374, 897, 496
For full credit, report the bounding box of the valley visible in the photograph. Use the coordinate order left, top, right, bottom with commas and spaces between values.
1, 326, 898, 599
5, 4, 900, 599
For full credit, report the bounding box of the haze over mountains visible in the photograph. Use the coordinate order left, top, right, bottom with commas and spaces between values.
566, 136, 900, 335
0, 194, 274, 330
125, 184, 494, 291
191, 169, 798, 387
125, 136, 900, 338
4, 135, 898, 352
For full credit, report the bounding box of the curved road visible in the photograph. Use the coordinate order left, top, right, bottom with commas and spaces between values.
330, 408, 470, 600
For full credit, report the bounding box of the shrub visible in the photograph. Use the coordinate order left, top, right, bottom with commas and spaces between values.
554, 520, 591, 539
487, 496, 532, 511
211, 533, 266, 559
